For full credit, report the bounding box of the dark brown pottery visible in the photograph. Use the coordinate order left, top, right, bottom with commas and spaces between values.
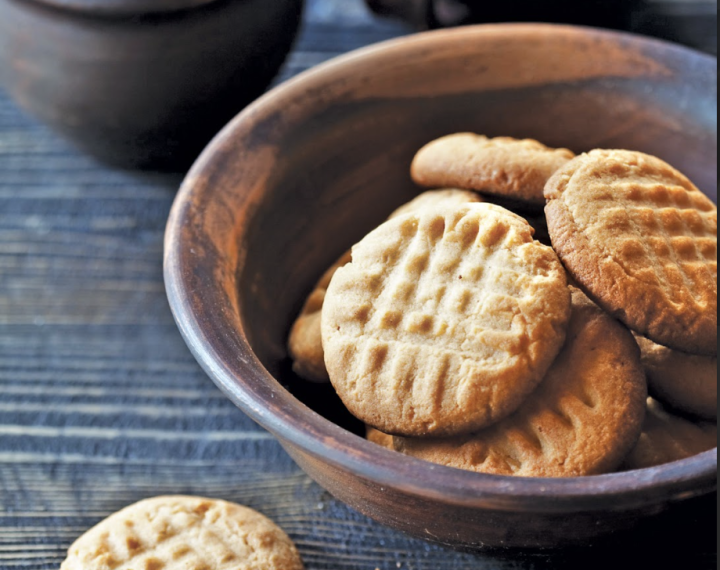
0, 0, 303, 170
164, 24, 718, 550
365, 0, 642, 30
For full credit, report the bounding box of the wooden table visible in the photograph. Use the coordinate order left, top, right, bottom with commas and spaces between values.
0, 0, 716, 568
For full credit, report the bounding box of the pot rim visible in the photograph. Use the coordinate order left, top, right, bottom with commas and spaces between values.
20, 0, 222, 17
165, 23, 718, 515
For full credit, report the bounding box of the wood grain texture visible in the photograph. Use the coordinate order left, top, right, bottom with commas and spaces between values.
0, 0, 716, 568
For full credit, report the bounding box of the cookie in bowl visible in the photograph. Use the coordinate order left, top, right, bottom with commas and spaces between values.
322, 203, 571, 437
392, 289, 648, 477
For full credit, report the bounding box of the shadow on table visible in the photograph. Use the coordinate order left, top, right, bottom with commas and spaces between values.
478, 492, 717, 570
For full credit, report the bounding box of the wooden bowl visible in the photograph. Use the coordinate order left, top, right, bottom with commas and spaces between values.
0, 0, 303, 170
164, 24, 717, 550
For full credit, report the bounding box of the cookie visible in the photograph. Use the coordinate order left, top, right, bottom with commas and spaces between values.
622, 398, 717, 471
393, 289, 648, 477
60, 496, 304, 570
322, 202, 571, 437
289, 251, 352, 382
411, 134, 575, 205
366, 426, 394, 449
288, 189, 481, 382
634, 334, 717, 421
545, 149, 717, 356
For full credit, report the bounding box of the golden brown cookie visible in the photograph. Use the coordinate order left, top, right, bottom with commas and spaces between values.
622, 398, 717, 470
366, 426, 394, 449
634, 334, 717, 421
322, 202, 571, 437
411, 134, 575, 205
393, 289, 648, 477
545, 149, 717, 356
289, 251, 352, 382
60, 496, 304, 570
288, 189, 482, 382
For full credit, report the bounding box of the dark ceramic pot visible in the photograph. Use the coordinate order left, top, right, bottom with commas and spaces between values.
366, 0, 642, 29
0, 0, 304, 170
165, 25, 717, 550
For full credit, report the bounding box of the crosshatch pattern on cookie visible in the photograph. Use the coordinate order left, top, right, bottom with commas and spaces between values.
322, 203, 571, 437
545, 149, 717, 355
393, 290, 648, 477
60, 496, 304, 570
288, 190, 482, 383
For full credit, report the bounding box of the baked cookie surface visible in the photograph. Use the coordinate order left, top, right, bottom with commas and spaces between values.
634, 334, 717, 421
545, 149, 717, 355
288, 189, 481, 382
393, 289, 648, 477
622, 398, 717, 471
411, 134, 575, 205
322, 203, 570, 437
60, 496, 304, 570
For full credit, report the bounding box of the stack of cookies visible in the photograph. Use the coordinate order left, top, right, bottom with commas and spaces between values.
288, 134, 718, 478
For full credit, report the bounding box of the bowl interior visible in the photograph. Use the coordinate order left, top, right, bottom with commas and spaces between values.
236, 30, 717, 437
168, 24, 717, 502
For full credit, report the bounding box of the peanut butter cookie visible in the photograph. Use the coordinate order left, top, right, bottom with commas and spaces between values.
393, 289, 648, 477
545, 149, 717, 355
288, 189, 481, 382
411, 134, 575, 205
289, 251, 352, 382
622, 398, 717, 470
61, 496, 304, 570
634, 334, 717, 421
322, 203, 571, 437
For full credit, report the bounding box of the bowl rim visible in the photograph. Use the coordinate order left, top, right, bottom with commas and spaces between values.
165, 22, 718, 514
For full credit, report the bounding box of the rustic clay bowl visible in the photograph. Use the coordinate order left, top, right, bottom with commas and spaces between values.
0, 0, 303, 170
165, 24, 717, 550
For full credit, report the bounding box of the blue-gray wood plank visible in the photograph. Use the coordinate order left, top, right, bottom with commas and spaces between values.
0, 0, 716, 568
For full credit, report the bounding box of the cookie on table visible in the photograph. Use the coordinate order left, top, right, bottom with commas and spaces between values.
322, 202, 571, 438
622, 398, 717, 471
411, 133, 575, 206
634, 334, 717, 421
288, 189, 482, 383
393, 289, 648, 477
545, 149, 717, 356
60, 496, 304, 570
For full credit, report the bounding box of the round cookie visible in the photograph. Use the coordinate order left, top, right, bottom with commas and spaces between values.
545, 149, 717, 356
322, 202, 571, 437
393, 289, 648, 477
60, 496, 304, 570
634, 334, 717, 421
622, 398, 717, 471
288, 189, 482, 383
411, 133, 575, 205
